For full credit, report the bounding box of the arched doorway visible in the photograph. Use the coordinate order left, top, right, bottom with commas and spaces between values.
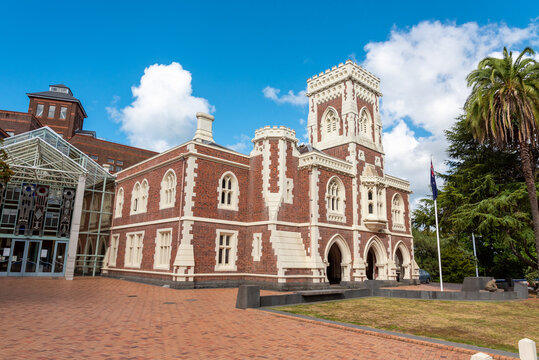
395, 248, 403, 282
327, 243, 342, 284
366, 248, 377, 280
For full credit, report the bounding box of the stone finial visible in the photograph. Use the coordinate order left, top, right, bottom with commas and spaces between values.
194, 112, 214, 142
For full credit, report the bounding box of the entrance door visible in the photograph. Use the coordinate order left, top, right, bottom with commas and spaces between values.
366, 248, 376, 280
395, 248, 403, 282
327, 243, 342, 284
7, 240, 42, 276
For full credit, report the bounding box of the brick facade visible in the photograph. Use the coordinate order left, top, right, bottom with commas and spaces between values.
105, 61, 419, 290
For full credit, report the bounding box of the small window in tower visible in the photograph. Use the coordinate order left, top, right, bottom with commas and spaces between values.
36, 104, 44, 117
48, 105, 56, 118
60, 107, 67, 120
107, 159, 115, 164
90, 155, 98, 161
116, 160, 124, 166
368, 191, 373, 201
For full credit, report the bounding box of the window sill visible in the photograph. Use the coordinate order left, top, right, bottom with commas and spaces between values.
125, 264, 141, 269
153, 265, 170, 271
214, 265, 237, 272
327, 212, 346, 223
217, 204, 238, 211
392, 224, 406, 231
159, 204, 175, 210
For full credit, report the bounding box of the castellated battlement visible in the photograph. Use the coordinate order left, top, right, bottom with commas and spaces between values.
306, 59, 381, 96
252, 125, 298, 143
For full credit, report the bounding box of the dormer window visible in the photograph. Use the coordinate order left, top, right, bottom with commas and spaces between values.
48, 105, 56, 118
49, 86, 69, 94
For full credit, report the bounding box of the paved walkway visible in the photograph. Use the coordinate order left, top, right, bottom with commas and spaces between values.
0, 277, 499, 359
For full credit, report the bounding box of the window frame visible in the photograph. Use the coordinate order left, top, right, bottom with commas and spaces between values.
47, 105, 56, 118
391, 193, 405, 230
217, 172, 239, 211
153, 228, 173, 270
159, 169, 177, 210
36, 104, 44, 117
114, 187, 124, 218
59, 106, 67, 120
124, 231, 144, 268
108, 234, 119, 267
214, 230, 238, 271
326, 176, 346, 222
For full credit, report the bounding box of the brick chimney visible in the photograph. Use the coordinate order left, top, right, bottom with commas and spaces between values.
193, 112, 214, 142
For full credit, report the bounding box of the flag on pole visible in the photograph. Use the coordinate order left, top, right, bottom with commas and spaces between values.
430, 160, 438, 200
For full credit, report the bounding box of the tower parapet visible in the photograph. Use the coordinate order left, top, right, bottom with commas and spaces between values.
306, 60, 383, 154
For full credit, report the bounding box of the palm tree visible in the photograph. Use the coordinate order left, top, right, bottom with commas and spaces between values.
465, 47, 539, 271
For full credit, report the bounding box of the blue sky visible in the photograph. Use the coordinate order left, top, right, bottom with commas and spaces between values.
1, 1, 538, 203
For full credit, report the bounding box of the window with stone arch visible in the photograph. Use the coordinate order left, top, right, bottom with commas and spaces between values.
359, 107, 372, 138
131, 179, 149, 215
114, 187, 124, 218
392, 193, 405, 230
322, 107, 339, 137
326, 176, 345, 222
160, 169, 177, 209
367, 190, 374, 215
218, 172, 239, 211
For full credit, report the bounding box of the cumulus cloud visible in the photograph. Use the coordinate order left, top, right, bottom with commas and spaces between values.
107, 62, 212, 152
262, 86, 308, 106
362, 20, 539, 204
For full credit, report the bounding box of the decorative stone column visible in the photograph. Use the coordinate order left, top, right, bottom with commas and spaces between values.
65, 174, 86, 280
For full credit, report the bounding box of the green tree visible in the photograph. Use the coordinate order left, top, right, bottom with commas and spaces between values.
464, 47, 539, 271
0, 146, 13, 184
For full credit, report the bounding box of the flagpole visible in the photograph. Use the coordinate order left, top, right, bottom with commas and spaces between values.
433, 198, 444, 292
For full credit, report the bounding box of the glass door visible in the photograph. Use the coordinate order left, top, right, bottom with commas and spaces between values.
8, 240, 26, 275
53, 242, 67, 274
24, 241, 41, 273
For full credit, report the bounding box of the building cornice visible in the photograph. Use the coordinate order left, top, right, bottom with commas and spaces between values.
298, 152, 355, 177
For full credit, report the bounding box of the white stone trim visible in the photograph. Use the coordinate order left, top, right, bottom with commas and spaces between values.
252, 233, 262, 261
214, 229, 238, 271
111, 217, 180, 230
393, 240, 412, 280
326, 175, 346, 223
108, 234, 119, 267
364, 235, 389, 280
103, 267, 325, 279
298, 152, 355, 176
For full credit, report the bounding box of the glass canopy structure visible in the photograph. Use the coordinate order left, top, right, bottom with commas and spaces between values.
0, 127, 115, 278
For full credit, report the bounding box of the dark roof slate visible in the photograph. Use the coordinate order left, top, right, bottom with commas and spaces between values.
26, 90, 87, 117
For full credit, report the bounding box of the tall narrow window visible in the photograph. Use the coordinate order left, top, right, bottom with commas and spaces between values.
326, 177, 345, 222
36, 104, 44, 117
60, 106, 67, 120
125, 231, 144, 268
215, 230, 238, 271
218, 172, 239, 211
131, 182, 140, 214
160, 170, 176, 209
154, 229, 172, 270
359, 108, 372, 138
114, 188, 124, 218
392, 194, 405, 230
48, 105, 56, 118
108, 234, 119, 267
141, 180, 149, 212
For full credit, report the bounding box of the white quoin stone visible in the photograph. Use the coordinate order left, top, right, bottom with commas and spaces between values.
519, 338, 537, 360
194, 112, 214, 142
470, 353, 492, 360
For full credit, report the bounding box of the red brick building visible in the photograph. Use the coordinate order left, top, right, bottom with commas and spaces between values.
104, 61, 419, 290
0, 84, 157, 173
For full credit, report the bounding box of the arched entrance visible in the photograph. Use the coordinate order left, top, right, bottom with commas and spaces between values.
395, 248, 403, 282
366, 248, 377, 280
327, 243, 342, 284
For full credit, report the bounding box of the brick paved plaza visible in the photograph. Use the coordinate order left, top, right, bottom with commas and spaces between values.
1, 277, 496, 359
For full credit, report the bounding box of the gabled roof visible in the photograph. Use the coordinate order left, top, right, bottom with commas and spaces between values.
1, 127, 114, 188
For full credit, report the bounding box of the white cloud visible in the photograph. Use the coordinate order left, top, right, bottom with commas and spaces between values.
362, 20, 539, 205
226, 134, 252, 154
263, 86, 308, 106
107, 62, 212, 152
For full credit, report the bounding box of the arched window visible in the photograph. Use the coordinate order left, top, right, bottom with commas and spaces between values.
131, 182, 141, 214
326, 177, 345, 222
367, 190, 374, 215
141, 180, 149, 212
160, 170, 177, 209
218, 172, 239, 211
359, 108, 372, 138
322, 108, 339, 138
131, 180, 149, 215
114, 187, 124, 218
392, 194, 405, 230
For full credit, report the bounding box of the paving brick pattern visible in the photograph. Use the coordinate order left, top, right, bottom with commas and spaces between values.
0, 278, 500, 359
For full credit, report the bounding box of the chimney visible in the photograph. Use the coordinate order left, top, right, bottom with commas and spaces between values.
193, 112, 214, 142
